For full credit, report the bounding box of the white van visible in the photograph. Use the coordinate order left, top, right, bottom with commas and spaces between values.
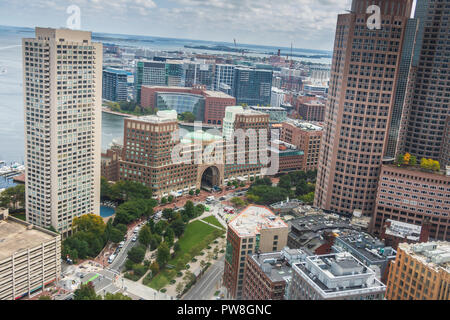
206, 196, 215, 203
108, 254, 116, 264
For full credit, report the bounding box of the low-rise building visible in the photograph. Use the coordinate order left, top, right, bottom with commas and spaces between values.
0, 208, 61, 300
386, 241, 450, 300
297, 100, 326, 122
223, 205, 289, 299
288, 252, 386, 300
242, 247, 306, 300
280, 120, 323, 171
379, 218, 431, 250
249, 106, 287, 123
371, 164, 450, 241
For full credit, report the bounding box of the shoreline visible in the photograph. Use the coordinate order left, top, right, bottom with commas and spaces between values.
101, 107, 134, 118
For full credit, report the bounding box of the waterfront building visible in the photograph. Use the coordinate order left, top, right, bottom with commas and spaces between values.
223, 205, 289, 299
23, 28, 102, 234
233, 67, 272, 106
102, 68, 128, 102
134, 61, 166, 104
0, 208, 61, 300
385, 241, 450, 300
213, 64, 235, 92
104, 107, 269, 198
315, 0, 416, 216
140, 85, 235, 124
370, 164, 450, 241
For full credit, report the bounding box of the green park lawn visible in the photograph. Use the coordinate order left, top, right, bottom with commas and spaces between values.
147, 220, 224, 290
201, 215, 225, 230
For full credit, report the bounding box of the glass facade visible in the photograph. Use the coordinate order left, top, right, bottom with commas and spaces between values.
155, 92, 205, 121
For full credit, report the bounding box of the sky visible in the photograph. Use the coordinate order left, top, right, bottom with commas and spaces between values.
0, 0, 353, 51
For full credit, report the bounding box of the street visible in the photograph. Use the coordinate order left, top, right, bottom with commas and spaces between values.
183, 256, 225, 300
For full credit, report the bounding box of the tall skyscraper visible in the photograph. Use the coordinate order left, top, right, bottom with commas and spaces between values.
315, 0, 415, 216
23, 28, 102, 234
403, 0, 450, 161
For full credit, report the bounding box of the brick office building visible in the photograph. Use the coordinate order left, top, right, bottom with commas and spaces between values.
140, 85, 235, 125
370, 164, 450, 241
297, 100, 326, 122
280, 120, 323, 172
385, 241, 450, 300
223, 206, 288, 299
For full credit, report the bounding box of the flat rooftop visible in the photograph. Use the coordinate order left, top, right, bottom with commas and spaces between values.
384, 219, 421, 241
284, 119, 323, 131
229, 206, 288, 237
250, 252, 294, 283
203, 90, 234, 99
0, 218, 56, 261
293, 252, 386, 297
402, 241, 450, 273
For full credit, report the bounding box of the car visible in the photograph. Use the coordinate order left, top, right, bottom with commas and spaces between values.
219, 196, 226, 201
119, 241, 125, 248
132, 236, 137, 242
80, 274, 85, 279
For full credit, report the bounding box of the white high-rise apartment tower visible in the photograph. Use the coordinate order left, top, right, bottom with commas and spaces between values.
23, 28, 102, 235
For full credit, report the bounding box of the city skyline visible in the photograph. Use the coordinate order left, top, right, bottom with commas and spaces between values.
0, 0, 354, 51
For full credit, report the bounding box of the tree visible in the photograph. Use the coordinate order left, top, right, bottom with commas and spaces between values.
134, 106, 141, 114
168, 195, 174, 203
110, 180, 152, 202
173, 241, 181, 252
403, 153, 411, 165
299, 192, 315, 204
139, 225, 152, 247
161, 197, 167, 205
100, 176, 112, 200
154, 220, 168, 236
179, 111, 196, 123
195, 189, 200, 195
150, 261, 160, 276
109, 227, 124, 243
230, 197, 245, 207
227, 181, 232, 187
278, 174, 292, 190
72, 214, 106, 236
176, 282, 184, 296
104, 292, 132, 300
156, 242, 170, 267
171, 219, 186, 237
246, 194, 260, 203
0, 184, 25, 211
431, 160, 440, 172
164, 227, 175, 247
127, 245, 146, 264
162, 208, 175, 221
73, 283, 102, 300
150, 234, 162, 250
189, 190, 194, 196
410, 155, 417, 166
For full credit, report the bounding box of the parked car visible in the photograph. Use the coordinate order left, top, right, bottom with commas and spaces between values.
119, 241, 125, 248
132, 236, 137, 242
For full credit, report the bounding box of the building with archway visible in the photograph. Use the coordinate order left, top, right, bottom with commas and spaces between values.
103, 108, 271, 198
